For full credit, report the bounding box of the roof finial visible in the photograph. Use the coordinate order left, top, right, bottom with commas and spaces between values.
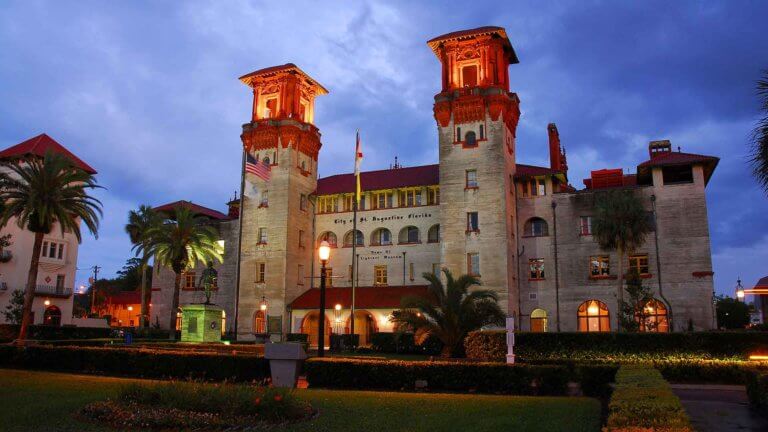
390, 156, 402, 170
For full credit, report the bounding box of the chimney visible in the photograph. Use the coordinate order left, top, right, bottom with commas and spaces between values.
648, 140, 672, 159
227, 192, 240, 219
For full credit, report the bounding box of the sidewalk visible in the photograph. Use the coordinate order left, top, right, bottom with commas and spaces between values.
671, 384, 768, 432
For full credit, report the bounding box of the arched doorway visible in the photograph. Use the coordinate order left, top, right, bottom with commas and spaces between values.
530, 309, 548, 332
300, 311, 331, 348
43, 305, 61, 326
346, 310, 378, 346
637, 299, 669, 332
577, 300, 610, 332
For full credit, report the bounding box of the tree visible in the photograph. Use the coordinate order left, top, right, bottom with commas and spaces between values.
139, 205, 223, 339
750, 70, 768, 194
390, 269, 505, 357
125, 206, 162, 329
618, 269, 657, 332
0, 151, 102, 342
715, 295, 750, 330
592, 190, 651, 331
2, 290, 24, 324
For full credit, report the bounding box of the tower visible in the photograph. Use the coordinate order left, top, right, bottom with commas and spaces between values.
428, 27, 521, 316
238, 64, 327, 339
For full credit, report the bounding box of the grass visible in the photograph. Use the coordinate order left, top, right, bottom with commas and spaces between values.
0, 368, 601, 432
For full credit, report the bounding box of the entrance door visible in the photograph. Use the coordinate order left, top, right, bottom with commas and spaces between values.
351, 311, 376, 346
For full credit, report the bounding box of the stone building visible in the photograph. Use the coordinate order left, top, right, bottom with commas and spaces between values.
152, 26, 719, 341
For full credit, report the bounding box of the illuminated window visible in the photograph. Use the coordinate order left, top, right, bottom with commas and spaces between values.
256, 263, 265, 283
524, 218, 548, 237
579, 216, 592, 236
636, 299, 669, 332
577, 300, 610, 332
462, 65, 478, 87
466, 170, 478, 188
258, 228, 267, 244
254, 310, 266, 334
427, 224, 440, 243
530, 309, 547, 332
529, 259, 545, 280
399, 226, 420, 244
371, 228, 392, 246
467, 253, 480, 276
265, 98, 278, 118
467, 212, 479, 232
374, 265, 388, 286
317, 231, 337, 248
590, 256, 611, 277
344, 230, 364, 247
628, 254, 650, 276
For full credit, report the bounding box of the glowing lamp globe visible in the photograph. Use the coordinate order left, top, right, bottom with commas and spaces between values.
335, 304, 342, 311
318, 241, 331, 262
587, 303, 600, 315
736, 290, 745, 300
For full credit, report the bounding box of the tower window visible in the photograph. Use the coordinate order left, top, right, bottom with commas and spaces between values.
479, 125, 485, 140
456, 127, 461, 141
465, 131, 477, 147
265, 98, 278, 118
462, 65, 478, 87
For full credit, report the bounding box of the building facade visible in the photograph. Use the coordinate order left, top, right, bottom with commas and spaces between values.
153, 26, 719, 341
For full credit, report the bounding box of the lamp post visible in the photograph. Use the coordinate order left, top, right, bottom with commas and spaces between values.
736, 278, 745, 302
318, 241, 331, 357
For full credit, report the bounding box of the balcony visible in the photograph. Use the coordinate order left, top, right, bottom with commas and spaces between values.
34, 284, 73, 298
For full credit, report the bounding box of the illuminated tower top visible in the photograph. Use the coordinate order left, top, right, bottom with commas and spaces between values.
427, 26, 518, 93
239, 63, 328, 124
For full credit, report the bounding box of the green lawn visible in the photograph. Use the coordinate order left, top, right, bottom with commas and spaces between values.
0, 368, 601, 432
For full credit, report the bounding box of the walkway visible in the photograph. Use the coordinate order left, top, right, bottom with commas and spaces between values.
671, 384, 768, 432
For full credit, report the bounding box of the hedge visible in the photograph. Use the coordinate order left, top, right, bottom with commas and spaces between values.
464, 330, 768, 361
605, 365, 692, 432
370, 332, 443, 355
304, 357, 617, 396
0, 324, 112, 342
0, 345, 270, 382
746, 370, 768, 417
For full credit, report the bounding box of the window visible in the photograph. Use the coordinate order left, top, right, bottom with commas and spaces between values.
260, 190, 269, 207
371, 228, 392, 246
58, 244, 63, 259
427, 224, 440, 243
524, 218, 548, 237
522, 178, 546, 197
409, 263, 415, 281
432, 263, 441, 276
374, 265, 388, 286
467, 253, 480, 276
300, 194, 307, 211
456, 127, 462, 141
399, 226, 420, 244
318, 231, 338, 248
466, 170, 478, 188
298, 230, 305, 248
256, 263, 265, 283
578, 300, 610, 332
427, 187, 440, 205
479, 124, 485, 140
636, 299, 669, 332
465, 131, 477, 147
254, 310, 266, 334
466, 212, 479, 232
372, 191, 393, 209
530, 309, 547, 332
41, 241, 65, 260
579, 216, 592, 236
325, 268, 333, 287
258, 228, 267, 244
628, 254, 650, 276
265, 98, 277, 118
462, 64, 478, 87
398, 189, 422, 207
529, 259, 545, 280
343, 230, 364, 247
298, 264, 304, 285
55, 274, 65, 290
590, 256, 610, 277
318, 196, 338, 213
662, 165, 693, 185
183, 271, 196, 289
343, 195, 353, 212
42, 241, 48, 257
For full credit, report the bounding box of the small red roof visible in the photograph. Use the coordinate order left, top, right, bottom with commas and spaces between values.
317, 164, 439, 195
153, 200, 229, 221
0, 133, 97, 174
755, 276, 768, 289
239, 63, 328, 94
515, 163, 563, 178
106, 290, 143, 305
290, 285, 435, 310
427, 26, 518, 63
637, 151, 719, 184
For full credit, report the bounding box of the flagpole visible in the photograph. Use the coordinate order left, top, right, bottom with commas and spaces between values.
234, 148, 246, 340
351, 199, 357, 339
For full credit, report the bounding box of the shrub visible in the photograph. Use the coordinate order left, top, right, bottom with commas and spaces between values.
330, 334, 359, 351
0, 324, 111, 342
286, 333, 308, 343
0, 345, 269, 382
370, 332, 443, 355
746, 370, 768, 416
305, 357, 572, 395
605, 365, 692, 432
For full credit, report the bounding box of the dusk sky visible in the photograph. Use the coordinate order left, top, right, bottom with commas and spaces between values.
1, 0, 767, 297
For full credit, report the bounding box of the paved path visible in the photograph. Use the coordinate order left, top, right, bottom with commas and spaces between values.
671, 384, 768, 432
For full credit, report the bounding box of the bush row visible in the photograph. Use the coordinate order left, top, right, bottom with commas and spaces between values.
0, 324, 112, 342
464, 330, 768, 361
304, 357, 617, 396
0, 345, 270, 382
370, 332, 443, 355
746, 370, 768, 417
605, 365, 692, 431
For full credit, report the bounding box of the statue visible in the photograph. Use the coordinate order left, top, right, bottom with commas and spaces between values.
198, 262, 218, 305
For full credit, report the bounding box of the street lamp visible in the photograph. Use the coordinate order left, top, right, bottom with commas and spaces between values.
736, 278, 745, 301
318, 240, 331, 357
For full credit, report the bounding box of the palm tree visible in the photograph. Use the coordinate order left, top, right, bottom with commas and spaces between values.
751, 70, 768, 194
0, 151, 102, 343
390, 269, 504, 357
592, 189, 651, 330
139, 205, 223, 339
125, 205, 162, 329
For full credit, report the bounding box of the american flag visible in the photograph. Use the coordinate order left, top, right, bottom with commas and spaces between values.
245, 153, 271, 181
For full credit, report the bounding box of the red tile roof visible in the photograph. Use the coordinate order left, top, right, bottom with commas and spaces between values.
290, 285, 435, 310
153, 200, 229, 221
427, 26, 518, 63
515, 163, 563, 178
0, 133, 97, 174
239, 63, 328, 94
317, 164, 439, 195
636, 151, 719, 184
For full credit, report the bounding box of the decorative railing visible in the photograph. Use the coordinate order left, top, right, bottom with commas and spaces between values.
34, 285, 73, 297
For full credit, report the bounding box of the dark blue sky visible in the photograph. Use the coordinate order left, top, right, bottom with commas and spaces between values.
1, 1, 766, 296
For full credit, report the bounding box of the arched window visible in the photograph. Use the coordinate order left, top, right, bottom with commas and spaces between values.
263, 156, 270, 165
343, 230, 364, 247
462, 65, 478, 87
254, 310, 266, 334
427, 224, 440, 243
530, 308, 547, 332
524, 217, 549, 237
43, 305, 61, 326
370, 228, 392, 246
577, 300, 610, 332
636, 299, 669, 333
317, 231, 338, 248
399, 226, 420, 244
465, 131, 477, 147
